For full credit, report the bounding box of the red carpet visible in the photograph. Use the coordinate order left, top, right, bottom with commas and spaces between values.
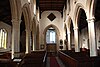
50, 57, 60, 67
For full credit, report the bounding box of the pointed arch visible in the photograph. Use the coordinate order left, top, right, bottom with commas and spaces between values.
9, 0, 21, 20
43, 24, 60, 50
86, 0, 92, 18
21, 3, 32, 30
43, 24, 60, 36
67, 16, 74, 33
90, 0, 97, 18
74, 3, 87, 27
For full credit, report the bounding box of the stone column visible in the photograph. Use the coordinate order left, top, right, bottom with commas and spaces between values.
32, 36, 35, 51
32, 33, 36, 51
87, 18, 97, 57
26, 29, 31, 53
67, 32, 71, 50
11, 19, 21, 59
74, 27, 80, 52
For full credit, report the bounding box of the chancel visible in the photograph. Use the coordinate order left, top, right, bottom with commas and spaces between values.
0, 0, 100, 67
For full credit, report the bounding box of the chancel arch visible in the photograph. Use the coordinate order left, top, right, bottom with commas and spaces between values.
43, 24, 60, 53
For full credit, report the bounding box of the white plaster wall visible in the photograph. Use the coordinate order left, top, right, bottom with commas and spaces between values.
79, 27, 89, 49
40, 11, 63, 48
0, 21, 11, 52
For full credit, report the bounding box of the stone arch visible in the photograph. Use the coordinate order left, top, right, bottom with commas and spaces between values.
21, 3, 31, 30
9, 0, 21, 20
86, 0, 96, 19
43, 24, 60, 50
20, 3, 32, 53
76, 8, 87, 28
74, 3, 86, 27
67, 16, 74, 33
90, 0, 96, 18
86, 0, 92, 18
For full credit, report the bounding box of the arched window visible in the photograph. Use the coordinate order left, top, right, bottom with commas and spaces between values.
0, 29, 7, 49
46, 27, 56, 43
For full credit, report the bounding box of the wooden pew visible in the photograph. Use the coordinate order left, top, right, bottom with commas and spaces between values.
0, 52, 18, 67
58, 51, 78, 67
58, 50, 92, 67
0, 52, 11, 59
18, 51, 47, 67
0, 59, 18, 67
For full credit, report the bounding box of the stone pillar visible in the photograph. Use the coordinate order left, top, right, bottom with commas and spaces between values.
32, 36, 35, 51
74, 27, 80, 52
63, 28, 67, 50
26, 29, 31, 53
87, 18, 97, 57
11, 19, 21, 59
32, 33, 36, 51
67, 32, 71, 50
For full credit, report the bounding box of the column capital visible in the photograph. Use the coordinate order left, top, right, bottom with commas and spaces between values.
67, 32, 70, 34
11, 19, 22, 25
73, 27, 78, 30
87, 17, 95, 23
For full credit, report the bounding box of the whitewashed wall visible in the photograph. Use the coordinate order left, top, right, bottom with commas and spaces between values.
40, 11, 64, 49
79, 27, 89, 49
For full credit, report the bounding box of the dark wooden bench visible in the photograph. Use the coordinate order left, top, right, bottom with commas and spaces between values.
58, 51, 100, 67
0, 52, 18, 67
18, 50, 47, 67
0, 59, 18, 67
0, 52, 11, 59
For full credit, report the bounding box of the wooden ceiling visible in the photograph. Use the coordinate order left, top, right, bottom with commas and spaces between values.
39, 0, 66, 12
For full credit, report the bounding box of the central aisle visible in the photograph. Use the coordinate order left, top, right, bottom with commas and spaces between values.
50, 57, 60, 67
46, 56, 65, 67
